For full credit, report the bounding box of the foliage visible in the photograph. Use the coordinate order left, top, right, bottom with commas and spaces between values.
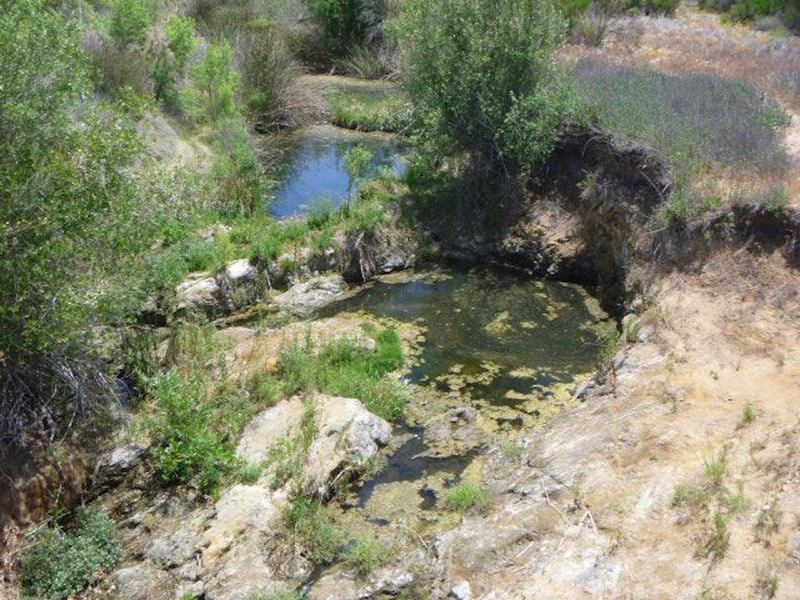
398, 0, 572, 175
148, 371, 236, 494
110, 0, 153, 45
0, 0, 155, 449
329, 86, 410, 132
184, 41, 240, 122
337, 45, 388, 79
20, 510, 121, 600
699, 0, 799, 32
279, 326, 406, 421
211, 118, 266, 215
238, 25, 302, 131
700, 511, 730, 560
282, 495, 342, 563
344, 144, 374, 200
444, 482, 493, 514
343, 533, 388, 576
626, 0, 680, 14
304, 0, 388, 58
166, 16, 199, 70
91, 40, 153, 99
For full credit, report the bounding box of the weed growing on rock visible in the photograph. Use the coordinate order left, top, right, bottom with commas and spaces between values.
700, 511, 730, 561
20, 510, 121, 600
282, 495, 342, 564
703, 449, 728, 489
725, 481, 747, 514
444, 482, 493, 514
754, 566, 780, 599
343, 533, 389, 577
755, 501, 782, 543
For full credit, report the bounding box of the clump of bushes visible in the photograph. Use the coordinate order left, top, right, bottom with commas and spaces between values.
398, 0, 576, 178
20, 510, 121, 600
279, 325, 406, 422
699, 0, 799, 32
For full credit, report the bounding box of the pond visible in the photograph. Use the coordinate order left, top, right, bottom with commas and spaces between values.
265, 124, 407, 219
320, 267, 616, 527
321, 267, 614, 414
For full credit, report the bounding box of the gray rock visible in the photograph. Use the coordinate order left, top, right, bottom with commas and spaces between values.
274, 274, 348, 315
95, 444, 148, 487
789, 532, 800, 564
224, 258, 256, 284
305, 395, 392, 498
449, 580, 471, 600
112, 564, 173, 600
175, 273, 220, 316
146, 527, 198, 569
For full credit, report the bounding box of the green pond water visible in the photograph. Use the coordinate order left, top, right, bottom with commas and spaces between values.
321, 267, 614, 413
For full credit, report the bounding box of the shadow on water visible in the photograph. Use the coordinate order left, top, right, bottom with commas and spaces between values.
265, 124, 407, 219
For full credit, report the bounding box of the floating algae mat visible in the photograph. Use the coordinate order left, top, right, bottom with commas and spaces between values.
321, 267, 615, 415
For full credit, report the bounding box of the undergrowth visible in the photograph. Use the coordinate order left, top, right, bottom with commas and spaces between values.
20, 510, 121, 600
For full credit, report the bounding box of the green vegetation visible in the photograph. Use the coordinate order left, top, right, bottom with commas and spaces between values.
700, 0, 799, 32
185, 41, 240, 122
279, 325, 406, 422
700, 511, 730, 560
343, 533, 389, 576
399, 0, 575, 175
250, 591, 304, 600
329, 86, 410, 132
302, 0, 389, 66
444, 482, 494, 514
574, 58, 790, 220
20, 510, 121, 600
110, 0, 154, 45
704, 449, 728, 489
738, 402, 756, 428
282, 495, 342, 563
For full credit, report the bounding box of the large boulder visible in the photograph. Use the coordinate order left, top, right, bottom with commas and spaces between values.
304, 395, 392, 498
175, 273, 221, 318
274, 274, 348, 316
112, 564, 173, 600
236, 394, 392, 499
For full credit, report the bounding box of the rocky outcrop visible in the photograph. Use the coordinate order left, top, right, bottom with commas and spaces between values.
274, 273, 349, 316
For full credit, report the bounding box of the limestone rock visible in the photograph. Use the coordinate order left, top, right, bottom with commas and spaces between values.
304, 395, 392, 498
200, 484, 278, 564
112, 564, 173, 600
224, 258, 256, 284
274, 274, 348, 315
175, 273, 220, 317
449, 580, 471, 600
95, 444, 148, 489
236, 399, 306, 465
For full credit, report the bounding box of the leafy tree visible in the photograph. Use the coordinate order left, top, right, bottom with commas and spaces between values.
398, 0, 572, 175
0, 0, 146, 449
185, 41, 240, 122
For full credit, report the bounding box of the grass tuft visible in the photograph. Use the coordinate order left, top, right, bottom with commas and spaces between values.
444, 482, 493, 514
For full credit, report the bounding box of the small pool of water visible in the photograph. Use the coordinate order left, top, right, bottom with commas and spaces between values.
265, 125, 407, 219
321, 267, 614, 408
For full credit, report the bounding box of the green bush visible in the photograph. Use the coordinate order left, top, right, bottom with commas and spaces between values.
110, 0, 153, 45
184, 41, 240, 122
166, 17, 199, 70
238, 26, 302, 131
20, 510, 121, 600
343, 533, 388, 576
699, 0, 799, 32
282, 495, 341, 563
398, 0, 572, 175
148, 372, 236, 494
304, 0, 376, 58
626, 0, 680, 14
0, 0, 156, 449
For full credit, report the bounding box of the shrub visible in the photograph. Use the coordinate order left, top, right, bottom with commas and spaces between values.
704, 450, 728, 489
627, 0, 680, 14
0, 0, 151, 450
166, 17, 199, 71
444, 482, 493, 514
91, 40, 152, 98
398, 0, 572, 175
304, 0, 388, 59
20, 510, 121, 600
282, 495, 342, 563
337, 45, 387, 79
700, 511, 730, 560
279, 327, 406, 421
184, 41, 240, 122
148, 371, 235, 494
211, 118, 266, 215
238, 26, 302, 131
110, 0, 153, 45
